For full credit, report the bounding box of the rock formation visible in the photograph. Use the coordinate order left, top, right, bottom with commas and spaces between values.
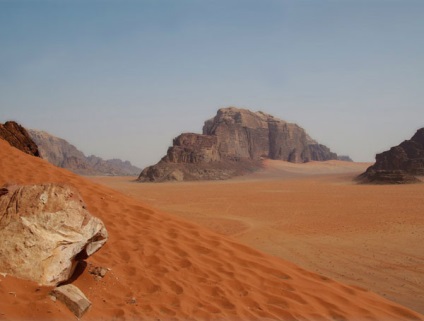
28, 129, 141, 176
0, 121, 40, 157
337, 155, 353, 162
138, 107, 340, 182
0, 183, 108, 286
357, 128, 424, 184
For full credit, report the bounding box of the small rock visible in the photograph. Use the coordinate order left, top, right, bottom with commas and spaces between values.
89, 266, 108, 279
127, 297, 137, 305
50, 284, 91, 318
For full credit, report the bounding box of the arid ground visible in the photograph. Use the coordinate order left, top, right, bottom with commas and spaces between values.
90, 160, 424, 315
1, 137, 423, 320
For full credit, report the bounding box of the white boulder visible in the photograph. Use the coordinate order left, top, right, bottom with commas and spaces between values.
0, 183, 108, 286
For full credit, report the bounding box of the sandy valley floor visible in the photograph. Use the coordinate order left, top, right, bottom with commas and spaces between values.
90, 160, 424, 315
1, 138, 423, 320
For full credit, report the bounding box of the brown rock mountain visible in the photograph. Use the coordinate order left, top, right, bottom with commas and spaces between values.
138, 107, 340, 182
0, 121, 40, 157
357, 128, 424, 184
28, 129, 141, 176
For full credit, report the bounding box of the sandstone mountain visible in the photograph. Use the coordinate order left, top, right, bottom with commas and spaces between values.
357, 128, 424, 184
0, 121, 40, 157
138, 107, 342, 182
29, 129, 141, 176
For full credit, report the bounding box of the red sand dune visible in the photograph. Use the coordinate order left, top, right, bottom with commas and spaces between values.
90, 160, 424, 315
1, 138, 423, 320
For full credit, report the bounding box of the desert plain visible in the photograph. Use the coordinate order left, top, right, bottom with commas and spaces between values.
1, 137, 424, 320
90, 160, 424, 316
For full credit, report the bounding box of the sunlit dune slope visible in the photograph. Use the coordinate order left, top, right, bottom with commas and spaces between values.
0, 138, 422, 320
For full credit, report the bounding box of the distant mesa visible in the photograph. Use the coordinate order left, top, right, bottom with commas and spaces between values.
0, 121, 40, 157
337, 155, 353, 162
138, 107, 345, 182
357, 128, 424, 184
28, 129, 141, 176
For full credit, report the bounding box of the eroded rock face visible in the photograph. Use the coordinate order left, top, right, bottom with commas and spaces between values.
0, 121, 40, 157
164, 133, 219, 164
0, 184, 108, 286
138, 107, 339, 182
357, 128, 424, 184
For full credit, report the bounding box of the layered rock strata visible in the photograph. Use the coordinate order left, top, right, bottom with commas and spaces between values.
357, 128, 424, 184
138, 107, 340, 182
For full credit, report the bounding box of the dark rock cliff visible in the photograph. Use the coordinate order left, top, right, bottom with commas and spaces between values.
0, 121, 40, 157
357, 128, 424, 184
138, 107, 341, 182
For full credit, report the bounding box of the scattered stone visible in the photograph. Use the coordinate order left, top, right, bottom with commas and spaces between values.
50, 284, 91, 318
88, 265, 108, 280
127, 297, 137, 305
0, 183, 108, 286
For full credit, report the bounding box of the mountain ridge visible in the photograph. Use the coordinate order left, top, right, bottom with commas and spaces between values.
29, 129, 141, 176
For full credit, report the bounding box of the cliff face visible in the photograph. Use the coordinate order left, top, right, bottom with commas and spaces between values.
0, 121, 40, 157
28, 129, 141, 176
138, 107, 340, 182
357, 128, 424, 184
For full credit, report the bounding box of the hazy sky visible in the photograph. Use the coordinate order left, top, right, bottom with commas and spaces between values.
1, 0, 423, 168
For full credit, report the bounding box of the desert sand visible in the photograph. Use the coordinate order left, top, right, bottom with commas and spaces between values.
90, 160, 424, 316
1, 138, 423, 321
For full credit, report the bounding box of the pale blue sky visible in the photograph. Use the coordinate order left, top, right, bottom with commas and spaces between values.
1, 0, 423, 167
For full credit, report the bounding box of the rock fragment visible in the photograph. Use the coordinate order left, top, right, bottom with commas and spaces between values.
50, 284, 91, 318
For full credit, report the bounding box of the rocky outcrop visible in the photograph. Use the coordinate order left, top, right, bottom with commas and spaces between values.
0, 183, 108, 286
0, 121, 40, 157
138, 107, 340, 182
357, 128, 424, 184
28, 129, 141, 176
50, 284, 92, 318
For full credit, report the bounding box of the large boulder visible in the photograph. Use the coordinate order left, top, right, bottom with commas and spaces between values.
138, 107, 340, 182
357, 128, 424, 184
0, 183, 108, 286
0, 121, 40, 157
